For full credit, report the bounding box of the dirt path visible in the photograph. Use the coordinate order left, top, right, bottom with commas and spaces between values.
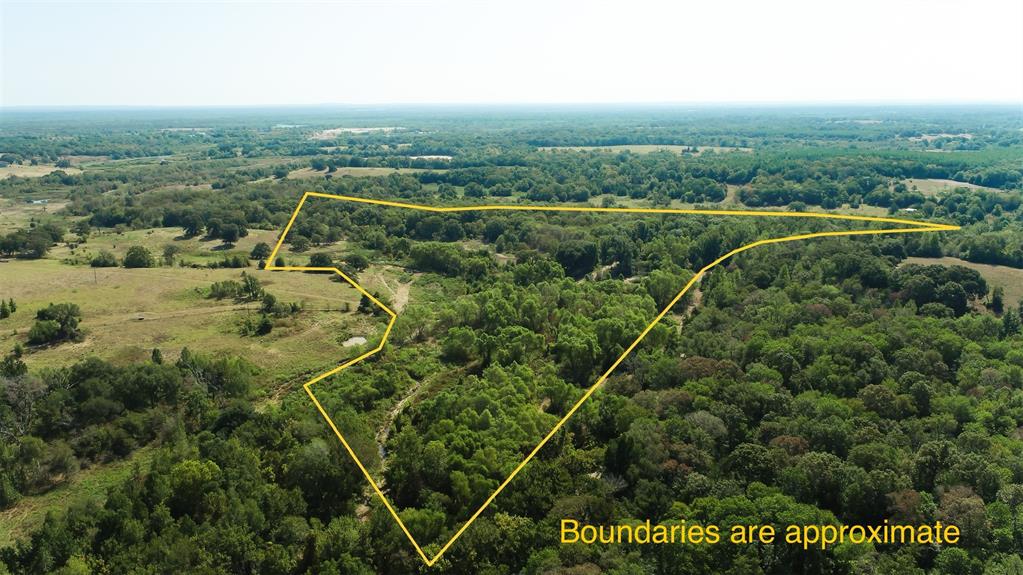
375, 375, 426, 452
356, 364, 465, 520
366, 268, 414, 312
685, 287, 703, 319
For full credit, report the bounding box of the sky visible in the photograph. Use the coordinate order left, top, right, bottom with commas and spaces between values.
2, 0, 1022, 107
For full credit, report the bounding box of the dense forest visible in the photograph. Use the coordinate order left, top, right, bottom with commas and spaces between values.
1, 106, 1022, 574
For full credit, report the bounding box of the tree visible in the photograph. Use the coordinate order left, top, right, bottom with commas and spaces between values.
255, 314, 273, 335
345, 253, 370, 272
0, 346, 27, 378
644, 268, 692, 309
1, 375, 44, 438
250, 242, 271, 260
28, 303, 82, 345
162, 244, 181, 266
219, 223, 240, 245
241, 272, 263, 300
90, 250, 118, 267
167, 459, 222, 518
122, 245, 155, 268
555, 240, 598, 278
937, 485, 992, 547
180, 212, 204, 237
72, 220, 91, 239
936, 281, 969, 317
991, 286, 1005, 314
554, 322, 599, 383
260, 293, 278, 313
1002, 309, 1021, 337
726, 443, 777, 484
309, 252, 333, 268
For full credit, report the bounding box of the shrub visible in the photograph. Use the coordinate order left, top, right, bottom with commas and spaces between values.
123, 245, 155, 268
90, 250, 119, 267
28, 303, 82, 345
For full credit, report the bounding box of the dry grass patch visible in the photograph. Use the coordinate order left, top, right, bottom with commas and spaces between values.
287, 166, 438, 179
0, 163, 82, 178
904, 256, 1023, 306
0, 198, 70, 232
902, 178, 998, 197
0, 259, 397, 382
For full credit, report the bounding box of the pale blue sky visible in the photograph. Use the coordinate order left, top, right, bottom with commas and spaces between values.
2, 0, 1021, 107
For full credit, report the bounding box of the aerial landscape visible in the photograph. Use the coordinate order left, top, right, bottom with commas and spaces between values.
2, 1, 1022, 574
2, 103, 1022, 574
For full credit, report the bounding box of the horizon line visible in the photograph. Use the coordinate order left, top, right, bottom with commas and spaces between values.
3, 100, 1022, 112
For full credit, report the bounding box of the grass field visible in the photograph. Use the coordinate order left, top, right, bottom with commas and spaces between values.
0, 448, 155, 547
903, 178, 997, 197
310, 127, 401, 139
287, 166, 440, 179
0, 163, 82, 178
0, 250, 417, 546
904, 256, 1023, 305
0, 198, 70, 232
539, 144, 752, 155
0, 258, 406, 385
583, 192, 892, 218
50, 227, 285, 266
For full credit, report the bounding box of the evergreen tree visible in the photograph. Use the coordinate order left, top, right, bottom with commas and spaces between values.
991, 286, 1005, 314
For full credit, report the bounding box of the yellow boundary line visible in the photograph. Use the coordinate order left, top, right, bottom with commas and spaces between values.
264, 192, 957, 566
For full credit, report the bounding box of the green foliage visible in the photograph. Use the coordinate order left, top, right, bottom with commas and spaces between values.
122, 245, 154, 268
89, 250, 118, 267
3, 107, 1023, 574
249, 241, 271, 259
27, 303, 82, 345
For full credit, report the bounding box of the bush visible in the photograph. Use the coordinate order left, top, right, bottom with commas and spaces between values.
250, 242, 271, 259
90, 250, 119, 267
28, 303, 82, 345
309, 252, 333, 268
27, 320, 61, 345
123, 245, 155, 268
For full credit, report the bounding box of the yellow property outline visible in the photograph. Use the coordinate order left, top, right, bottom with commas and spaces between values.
265, 191, 957, 566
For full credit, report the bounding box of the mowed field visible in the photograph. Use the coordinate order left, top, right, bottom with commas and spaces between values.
0, 258, 409, 385
905, 256, 1023, 305
0, 163, 82, 178
903, 178, 999, 197
0, 198, 70, 232
52, 226, 285, 267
